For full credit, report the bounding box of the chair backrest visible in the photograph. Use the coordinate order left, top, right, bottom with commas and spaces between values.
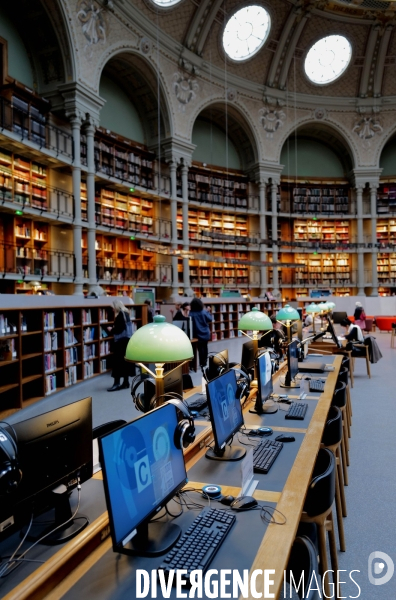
283, 536, 321, 600
341, 355, 350, 371
364, 318, 373, 332
304, 448, 336, 517
337, 366, 349, 387
92, 419, 127, 439
322, 406, 342, 447
331, 380, 347, 409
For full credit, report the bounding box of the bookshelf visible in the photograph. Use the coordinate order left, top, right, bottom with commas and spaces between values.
376, 219, 396, 245
189, 250, 250, 289
288, 184, 349, 214
0, 215, 49, 277
377, 253, 396, 286
0, 147, 48, 209
179, 164, 249, 209
94, 128, 154, 189
294, 220, 350, 244
95, 187, 154, 235
293, 252, 352, 287
0, 302, 147, 418
377, 183, 396, 214
177, 208, 250, 244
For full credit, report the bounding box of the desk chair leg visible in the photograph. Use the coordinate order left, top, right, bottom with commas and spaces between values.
335, 466, 346, 552
327, 511, 342, 599
366, 353, 371, 378
341, 434, 349, 485
337, 445, 347, 517
317, 521, 331, 599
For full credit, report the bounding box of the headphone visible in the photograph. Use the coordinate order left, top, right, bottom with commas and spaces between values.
0, 425, 22, 495
204, 352, 229, 382
152, 394, 196, 449
131, 372, 156, 413
232, 367, 250, 403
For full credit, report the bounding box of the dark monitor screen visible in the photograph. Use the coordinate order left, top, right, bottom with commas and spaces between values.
241, 340, 255, 371
164, 365, 183, 397
207, 349, 229, 381
325, 315, 342, 349
206, 369, 244, 453
257, 352, 273, 406
99, 403, 187, 553
332, 311, 348, 325
288, 340, 299, 382
2, 397, 93, 540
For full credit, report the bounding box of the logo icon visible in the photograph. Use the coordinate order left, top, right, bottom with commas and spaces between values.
368, 551, 394, 586
134, 455, 151, 493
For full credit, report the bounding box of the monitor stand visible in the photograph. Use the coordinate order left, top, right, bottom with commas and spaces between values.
206, 445, 246, 462
120, 521, 181, 557
279, 372, 300, 389
250, 396, 278, 415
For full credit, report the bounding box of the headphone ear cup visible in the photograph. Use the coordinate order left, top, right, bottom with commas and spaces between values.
131, 374, 155, 413
0, 427, 21, 495
159, 396, 196, 450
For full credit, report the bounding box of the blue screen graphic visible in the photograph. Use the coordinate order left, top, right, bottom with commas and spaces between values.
100, 404, 187, 547
206, 369, 244, 450
258, 352, 273, 405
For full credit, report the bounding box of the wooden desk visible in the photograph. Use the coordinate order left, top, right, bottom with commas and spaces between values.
3, 356, 342, 600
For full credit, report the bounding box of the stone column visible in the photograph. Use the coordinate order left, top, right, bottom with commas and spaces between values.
169, 160, 179, 296
70, 115, 84, 295
181, 162, 193, 295
259, 180, 268, 294
370, 183, 378, 296
271, 182, 280, 295
85, 117, 97, 290
356, 186, 365, 296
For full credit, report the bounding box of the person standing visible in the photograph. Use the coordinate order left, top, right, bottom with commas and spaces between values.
172, 302, 190, 321
353, 301, 366, 330
144, 299, 154, 323
189, 298, 213, 370
106, 300, 134, 391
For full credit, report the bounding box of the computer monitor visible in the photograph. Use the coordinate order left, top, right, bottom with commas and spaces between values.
164, 364, 183, 397
253, 352, 275, 415
99, 403, 187, 556
206, 349, 229, 382
325, 315, 342, 349
1, 397, 93, 544
280, 340, 300, 388
205, 369, 245, 462
172, 318, 192, 339
332, 311, 348, 325
241, 340, 255, 372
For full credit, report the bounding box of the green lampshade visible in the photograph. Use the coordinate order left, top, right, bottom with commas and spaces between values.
238, 307, 272, 331
305, 303, 319, 314
125, 315, 193, 363
318, 302, 329, 312
327, 301, 336, 310
277, 304, 300, 321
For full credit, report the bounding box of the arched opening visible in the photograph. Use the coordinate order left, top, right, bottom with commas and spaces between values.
380, 136, 396, 177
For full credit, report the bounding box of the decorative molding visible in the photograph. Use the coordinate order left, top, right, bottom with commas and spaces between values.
140, 36, 152, 56
76, 0, 108, 59
172, 73, 199, 112
352, 113, 383, 149
314, 107, 327, 120
226, 87, 237, 102
259, 105, 286, 139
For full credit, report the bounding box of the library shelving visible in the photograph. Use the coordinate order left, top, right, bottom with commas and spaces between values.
376, 219, 396, 245
179, 163, 249, 209
294, 220, 350, 244
0, 301, 147, 419
377, 253, 396, 286
95, 187, 155, 235
177, 207, 251, 244
189, 250, 250, 288
377, 183, 396, 214
94, 128, 154, 189
293, 253, 352, 287
82, 232, 156, 283
280, 183, 349, 214
0, 215, 49, 277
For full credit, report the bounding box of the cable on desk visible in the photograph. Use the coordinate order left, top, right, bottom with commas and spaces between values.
0, 477, 82, 579
0, 511, 34, 578
260, 506, 287, 525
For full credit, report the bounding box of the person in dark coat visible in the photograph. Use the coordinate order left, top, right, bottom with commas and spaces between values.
106, 300, 134, 391
172, 302, 190, 321
144, 299, 154, 323
189, 297, 213, 370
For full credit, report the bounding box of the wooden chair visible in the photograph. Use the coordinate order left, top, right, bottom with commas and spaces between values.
350, 343, 371, 378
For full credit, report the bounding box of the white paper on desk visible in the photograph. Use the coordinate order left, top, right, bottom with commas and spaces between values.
240, 449, 258, 496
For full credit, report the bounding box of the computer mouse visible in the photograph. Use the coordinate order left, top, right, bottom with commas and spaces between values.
230, 496, 258, 511
219, 495, 235, 506
275, 434, 295, 443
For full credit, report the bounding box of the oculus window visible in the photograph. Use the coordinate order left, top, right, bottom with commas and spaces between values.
304, 35, 352, 85
223, 5, 271, 61
152, 0, 182, 6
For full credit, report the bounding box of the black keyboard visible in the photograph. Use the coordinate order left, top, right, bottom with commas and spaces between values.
252, 438, 283, 474
158, 507, 235, 582
285, 401, 308, 420
309, 379, 325, 393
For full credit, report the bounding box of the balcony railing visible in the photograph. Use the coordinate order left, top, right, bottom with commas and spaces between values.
0, 96, 73, 159
0, 242, 74, 278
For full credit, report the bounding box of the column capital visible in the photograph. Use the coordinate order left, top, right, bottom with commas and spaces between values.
161, 137, 195, 166
58, 82, 104, 125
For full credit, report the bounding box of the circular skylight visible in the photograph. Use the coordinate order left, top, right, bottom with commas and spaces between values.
223, 5, 271, 61
304, 35, 352, 85
152, 0, 182, 6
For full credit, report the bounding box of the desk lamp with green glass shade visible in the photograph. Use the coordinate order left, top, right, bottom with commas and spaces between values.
305, 302, 320, 333
276, 304, 300, 342
238, 307, 273, 389
125, 315, 193, 403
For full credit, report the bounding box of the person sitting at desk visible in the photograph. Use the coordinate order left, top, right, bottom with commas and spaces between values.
345, 323, 364, 342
